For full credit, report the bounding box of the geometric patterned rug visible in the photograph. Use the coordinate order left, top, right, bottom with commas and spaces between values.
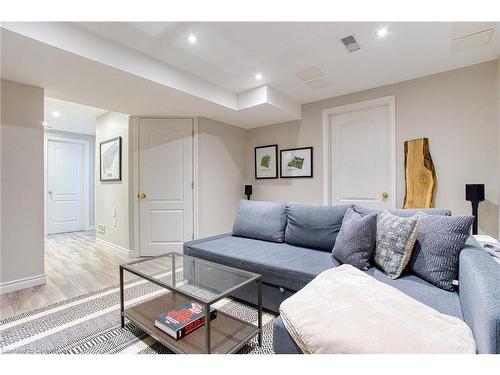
0, 275, 277, 354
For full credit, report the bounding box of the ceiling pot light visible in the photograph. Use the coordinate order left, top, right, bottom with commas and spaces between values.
255, 73, 263, 81
52, 111, 60, 117
187, 34, 198, 44
376, 27, 389, 38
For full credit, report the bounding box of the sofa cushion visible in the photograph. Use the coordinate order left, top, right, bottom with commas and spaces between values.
374, 211, 420, 279
183, 234, 339, 291
354, 205, 451, 217
459, 246, 500, 354
408, 214, 474, 291
285, 203, 351, 251
332, 208, 377, 270
365, 267, 463, 319
232, 200, 287, 243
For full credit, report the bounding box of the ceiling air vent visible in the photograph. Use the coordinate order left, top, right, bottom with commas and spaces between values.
296, 67, 325, 82
341, 35, 360, 52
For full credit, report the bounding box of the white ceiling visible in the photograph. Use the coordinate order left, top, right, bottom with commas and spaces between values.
44, 97, 107, 135
1, 22, 499, 129
76, 22, 500, 103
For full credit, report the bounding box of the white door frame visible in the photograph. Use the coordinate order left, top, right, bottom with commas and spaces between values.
44, 134, 91, 235
322, 95, 396, 207
131, 116, 199, 258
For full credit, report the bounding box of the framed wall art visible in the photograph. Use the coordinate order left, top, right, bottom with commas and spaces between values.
280, 147, 313, 178
100, 136, 122, 181
255, 144, 278, 179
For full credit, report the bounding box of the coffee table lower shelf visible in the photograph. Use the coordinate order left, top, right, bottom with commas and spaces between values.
122, 293, 261, 354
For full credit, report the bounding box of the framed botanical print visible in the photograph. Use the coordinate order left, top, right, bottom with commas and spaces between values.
280, 147, 313, 178
100, 136, 122, 181
255, 144, 278, 179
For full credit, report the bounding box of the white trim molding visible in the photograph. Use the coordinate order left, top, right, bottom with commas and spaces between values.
95, 238, 132, 256
322, 95, 397, 208
0, 274, 47, 294
193, 117, 200, 240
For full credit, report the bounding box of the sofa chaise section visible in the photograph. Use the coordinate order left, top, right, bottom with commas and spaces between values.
272, 242, 499, 354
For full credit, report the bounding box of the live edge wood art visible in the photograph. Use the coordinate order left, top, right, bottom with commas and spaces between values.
403, 138, 436, 209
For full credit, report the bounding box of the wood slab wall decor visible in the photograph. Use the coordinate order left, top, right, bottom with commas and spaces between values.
403, 138, 436, 208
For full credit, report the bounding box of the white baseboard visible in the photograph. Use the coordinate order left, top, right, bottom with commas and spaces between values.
95, 238, 132, 255
0, 274, 47, 294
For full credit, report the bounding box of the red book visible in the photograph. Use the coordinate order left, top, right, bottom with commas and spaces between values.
154, 301, 217, 340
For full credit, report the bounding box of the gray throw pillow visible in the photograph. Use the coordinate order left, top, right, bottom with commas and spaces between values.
332, 208, 377, 270
408, 214, 474, 291
232, 200, 287, 243
374, 211, 420, 279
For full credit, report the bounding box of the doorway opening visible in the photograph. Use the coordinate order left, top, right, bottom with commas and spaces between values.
44, 97, 103, 235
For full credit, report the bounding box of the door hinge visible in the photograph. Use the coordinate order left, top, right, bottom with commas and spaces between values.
191, 181, 194, 189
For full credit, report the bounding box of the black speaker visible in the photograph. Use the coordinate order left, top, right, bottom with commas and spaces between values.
465, 184, 485, 202
465, 184, 485, 235
245, 185, 253, 200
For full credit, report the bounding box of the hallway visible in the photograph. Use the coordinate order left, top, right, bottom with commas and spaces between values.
0, 231, 131, 320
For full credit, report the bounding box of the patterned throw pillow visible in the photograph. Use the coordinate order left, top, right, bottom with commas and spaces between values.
332, 208, 377, 270
408, 214, 474, 291
374, 211, 420, 279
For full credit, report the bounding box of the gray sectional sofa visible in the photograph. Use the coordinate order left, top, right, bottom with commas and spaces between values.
183, 200, 500, 354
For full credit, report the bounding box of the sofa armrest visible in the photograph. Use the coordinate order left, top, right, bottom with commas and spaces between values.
459, 244, 500, 354
183, 233, 232, 255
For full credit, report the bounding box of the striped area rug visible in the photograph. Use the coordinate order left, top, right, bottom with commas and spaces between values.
0, 274, 277, 354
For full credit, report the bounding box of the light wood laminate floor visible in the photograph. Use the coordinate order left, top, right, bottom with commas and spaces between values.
0, 231, 138, 320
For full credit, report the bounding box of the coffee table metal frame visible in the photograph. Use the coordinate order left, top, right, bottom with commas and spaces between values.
119, 252, 262, 354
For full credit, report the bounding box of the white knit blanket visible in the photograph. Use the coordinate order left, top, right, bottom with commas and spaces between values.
279, 265, 476, 354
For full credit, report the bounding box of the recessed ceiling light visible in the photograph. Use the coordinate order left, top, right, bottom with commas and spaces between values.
52, 111, 60, 117
188, 34, 198, 44
376, 27, 389, 38
255, 73, 263, 81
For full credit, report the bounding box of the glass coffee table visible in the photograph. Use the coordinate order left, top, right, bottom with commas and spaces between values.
119, 253, 262, 354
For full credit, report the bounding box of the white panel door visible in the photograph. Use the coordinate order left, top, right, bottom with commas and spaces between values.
331, 104, 394, 209
47, 140, 84, 234
139, 118, 194, 256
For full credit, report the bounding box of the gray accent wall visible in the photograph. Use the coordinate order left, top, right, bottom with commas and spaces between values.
247, 60, 500, 236
1, 79, 45, 286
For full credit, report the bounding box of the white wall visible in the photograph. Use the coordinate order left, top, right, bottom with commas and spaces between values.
247, 61, 499, 236
1, 79, 45, 291
95, 111, 131, 251
197, 117, 248, 237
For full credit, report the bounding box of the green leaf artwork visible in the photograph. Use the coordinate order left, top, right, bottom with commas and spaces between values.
288, 156, 304, 169
260, 154, 271, 168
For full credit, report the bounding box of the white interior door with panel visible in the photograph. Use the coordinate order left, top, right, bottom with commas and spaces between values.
323, 96, 396, 209
47, 139, 86, 234
139, 118, 194, 256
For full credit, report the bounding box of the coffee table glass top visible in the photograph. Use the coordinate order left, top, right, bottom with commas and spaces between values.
121, 253, 260, 304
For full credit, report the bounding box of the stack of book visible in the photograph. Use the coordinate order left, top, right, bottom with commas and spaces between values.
154, 301, 217, 340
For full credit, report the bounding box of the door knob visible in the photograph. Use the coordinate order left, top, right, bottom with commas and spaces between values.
138, 192, 147, 200
48, 190, 54, 196
382, 192, 389, 200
